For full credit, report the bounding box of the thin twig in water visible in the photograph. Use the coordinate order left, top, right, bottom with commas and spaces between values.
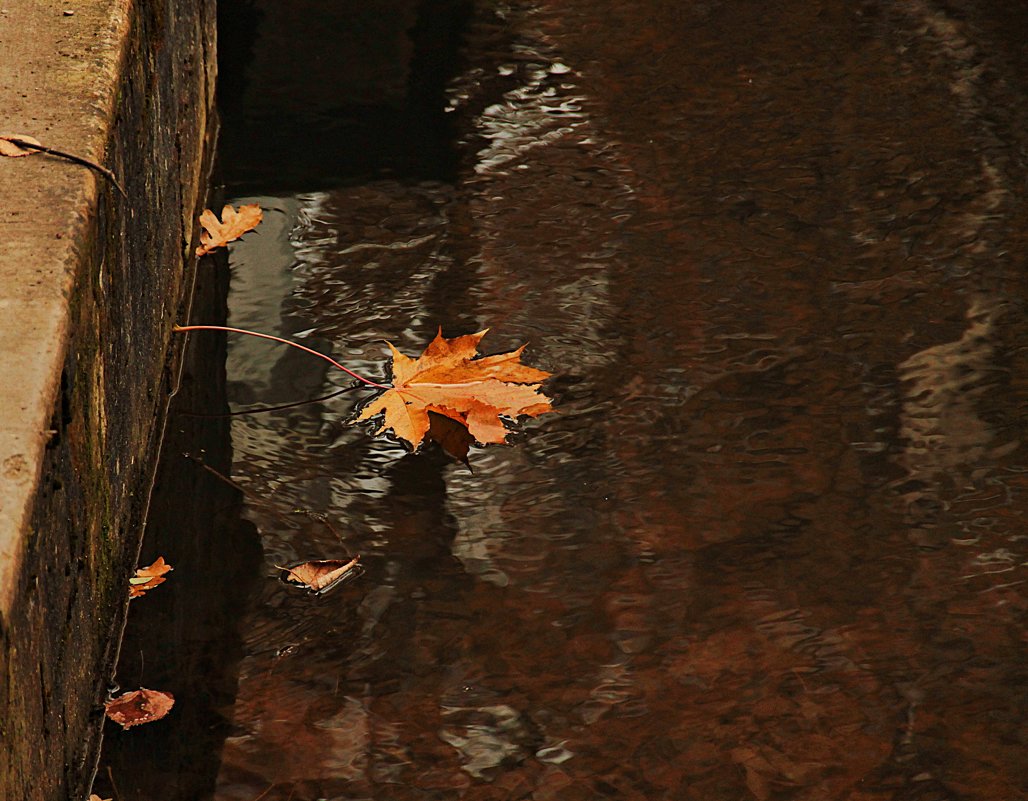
185, 453, 345, 540
250, 783, 276, 801
178, 385, 358, 418
173, 324, 389, 389
290, 508, 347, 544
185, 454, 296, 522
184, 453, 296, 529
2, 135, 127, 198
105, 765, 122, 801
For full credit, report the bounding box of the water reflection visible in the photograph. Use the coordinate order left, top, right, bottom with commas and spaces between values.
103, 0, 1028, 798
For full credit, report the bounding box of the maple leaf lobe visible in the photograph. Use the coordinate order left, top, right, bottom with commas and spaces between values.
278, 557, 361, 593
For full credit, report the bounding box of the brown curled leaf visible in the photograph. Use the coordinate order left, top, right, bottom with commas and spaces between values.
277, 556, 361, 594
105, 688, 175, 729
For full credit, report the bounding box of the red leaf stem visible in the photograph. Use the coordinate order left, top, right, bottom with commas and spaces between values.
173, 325, 390, 389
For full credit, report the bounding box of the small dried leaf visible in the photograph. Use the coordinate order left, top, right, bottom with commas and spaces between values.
277, 556, 361, 594
89, 795, 112, 801
128, 556, 173, 598
105, 688, 174, 729
195, 203, 263, 256
0, 133, 42, 157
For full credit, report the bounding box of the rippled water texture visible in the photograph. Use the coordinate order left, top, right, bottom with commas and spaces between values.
100, 1, 1028, 799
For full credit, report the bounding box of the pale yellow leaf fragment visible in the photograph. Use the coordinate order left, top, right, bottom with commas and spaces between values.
0, 134, 42, 157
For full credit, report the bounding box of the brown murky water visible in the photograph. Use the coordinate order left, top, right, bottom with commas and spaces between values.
98, 1, 1028, 799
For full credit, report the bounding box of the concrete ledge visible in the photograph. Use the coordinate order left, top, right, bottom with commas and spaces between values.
0, 2, 216, 798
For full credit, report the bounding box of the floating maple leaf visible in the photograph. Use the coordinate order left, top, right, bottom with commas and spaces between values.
195, 203, 263, 256
128, 556, 173, 598
105, 688, 175, 729
277, 556, 361, 594
0, 133, 42, 157
356, 329, 552, 453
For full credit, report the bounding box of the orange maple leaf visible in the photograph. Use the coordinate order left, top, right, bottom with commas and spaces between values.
128, 556, 173, 598
195, 203, 263, 256
356, 329, 552, 451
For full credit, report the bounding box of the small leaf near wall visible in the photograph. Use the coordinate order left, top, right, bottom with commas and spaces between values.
128, 556, 173, 598
196, 203, 263, 256
105, 688, 175, 729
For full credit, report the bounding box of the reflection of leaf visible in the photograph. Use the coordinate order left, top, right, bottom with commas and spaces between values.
0, 133, 42, 157
427, 410, 475, 466
357, 328, 552, 451
195, 203, 263, 256
277, 557, 361, 594
105, 688, 174, 729
128, 556, 173, 598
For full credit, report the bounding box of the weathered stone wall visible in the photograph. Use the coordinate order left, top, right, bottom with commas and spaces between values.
0, 2, 216, 799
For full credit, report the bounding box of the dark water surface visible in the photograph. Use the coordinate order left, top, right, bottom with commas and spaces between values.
98, 1, 1028, 799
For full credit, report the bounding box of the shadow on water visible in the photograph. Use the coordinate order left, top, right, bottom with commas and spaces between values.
98, 1, 479, 798
215, 0, 473, 192
93, 258, 263, 800
100, 0, 1028, 799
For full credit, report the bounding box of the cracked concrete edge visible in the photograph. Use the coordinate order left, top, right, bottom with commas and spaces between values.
0, 1, 133, 620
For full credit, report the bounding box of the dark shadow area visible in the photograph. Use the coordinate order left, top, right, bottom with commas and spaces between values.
92, 257, 263, 801
94, 2, 477, 796
216, 0, 474, 192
